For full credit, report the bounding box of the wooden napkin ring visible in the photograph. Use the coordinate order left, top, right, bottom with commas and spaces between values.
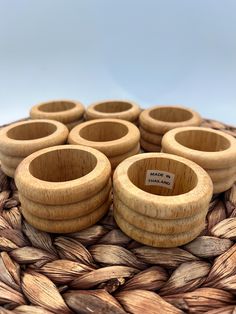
140, 138, 161, 152
140, 106, 202, 134
139, 126, 162, 145
15, 145, 111, 205
85, 100, 141, 122
30, 99, 84, 124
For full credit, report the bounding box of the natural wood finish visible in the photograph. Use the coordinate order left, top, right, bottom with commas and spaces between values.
15, 145, 111, 205
0, 151, 22, 168
19, 179, 111, 220
139, 126, 163, 145
139, 105, 202, 134
0, 163, 15, 178
206, 165, 236, 182
30, 99, 84, 124
140, 138, 161, 152
109, 143, 140, 169
162, 127, 236, 169
21, 196, 111, 233
114, 208, 205, 247
113, 153, 213, 219
66, 117, 84, 130
0, 119, 68, 157
86, 99, 141, 122
68, 119, 140, 157
213, 176, 236, 194
114, 195, 208, 234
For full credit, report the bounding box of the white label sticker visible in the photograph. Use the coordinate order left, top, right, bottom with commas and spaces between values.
145, 170, 175, 189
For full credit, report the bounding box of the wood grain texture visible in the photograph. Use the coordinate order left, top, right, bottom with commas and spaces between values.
162, 127, 236, 169
140, 138, 161, 152
30, 99, 84, 124
109, 143, 140, 169
21, 195, 112, 233
139, 105, 202, 134
85, 99, 141, 122
15, 145, 111, 205
68, 119, 140, 157
206, 165, 236, 182
19, 179, 112, 220
139, 126, 163, 145
66, 117, 84, 131
113, 153, 213, 219
0, 151, 22, 168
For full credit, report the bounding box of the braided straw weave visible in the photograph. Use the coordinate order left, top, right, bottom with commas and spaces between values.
0, 118, 235, 314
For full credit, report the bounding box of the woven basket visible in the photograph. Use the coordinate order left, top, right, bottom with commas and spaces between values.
0, 117, 235, 314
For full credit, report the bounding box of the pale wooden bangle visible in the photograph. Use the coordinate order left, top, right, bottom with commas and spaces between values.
139, 105, 202, 134
162, 127, 236, 169
30, 100, 84, 124
86, 100, 141, 122
21, 196, 111, 233
15, 145, 111, 205
68, 119, 140, 157
66, 117, 84, 131
114, 195, 208, 234
0, 152, 23, 168
0, 119, 68, 157
109, 143, 140, 169
206, 165, 236, 182
113, 153, 213, 219
19, 179, 111, 220
140, 138, 161, 152
139, 127, 162, 145
114, 208, 205, 248
0, 164, 15, 178
213, 176, 236, 194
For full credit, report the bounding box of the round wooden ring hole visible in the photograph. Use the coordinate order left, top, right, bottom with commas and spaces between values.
149, 106, 193, 123
38, 101, 76, 113
7, 121, 57, 141
127, 156, 198, 197
93, 101, 132, 113
174, 129, 230, 152
29, 148, 97, 183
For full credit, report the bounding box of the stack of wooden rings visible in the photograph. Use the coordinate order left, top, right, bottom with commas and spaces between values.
85, 100, 141, 124
0, 120, 68, 178
162, 127, 236, 193
113, 153, 213, 247
139, 105, 202, 152
68, 119, 140, 171
30, 99, 85, 130
15, 145, 112, 233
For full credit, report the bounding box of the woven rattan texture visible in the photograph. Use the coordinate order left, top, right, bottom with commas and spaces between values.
0, 118, 235, 314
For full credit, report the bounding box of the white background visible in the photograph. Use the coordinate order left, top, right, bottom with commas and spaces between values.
0, 0, 235, 125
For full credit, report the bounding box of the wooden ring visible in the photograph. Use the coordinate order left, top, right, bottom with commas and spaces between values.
0, 151, 22, 168
213, 176, 236, 194
139, 127, 162, 145
30, 100, 84, 124
139, 105, 202, 134
0, 164, 15, 178
206, 165, 236, 182
109, 143, 140, 169
113, 153, 213, 219
15, 145, 111, 205
19, 179, 111, 220
21, 196, 111, 233
114, 195, 208, 234
86, 100, 141, 122
0, 119, 68, 157
162, 127, 236, 169
140, 138, 161, 152
66, 117, 84, 130
68, 119, 140, 157
114, 208, 205, 247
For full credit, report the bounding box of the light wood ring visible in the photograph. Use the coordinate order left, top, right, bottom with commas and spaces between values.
140, 138, 161, 152
0, 151, 23, 168
162, 127, 236, 169
139, 127, 162, 145
19, 179, 111, 220
213, 176, 236, 194
15, 145, 111, 205
66, 117, 84, 131
139, 105, 202, 134
21, 196, 111, 233
86, 99, 141, 122
30, 100, 84, 124
114, 208, 205, 247
113, 153, 213, 219
1, 163, 15, 178
68, 119, 140, 157
0, 119, 68, 157
206, 165, 236, 182
114, 195, 208, 234
109, 143, 140, 169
